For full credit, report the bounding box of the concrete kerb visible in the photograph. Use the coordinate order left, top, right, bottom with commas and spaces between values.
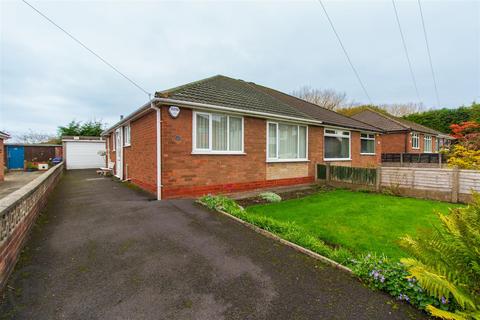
197, 200, 353, 274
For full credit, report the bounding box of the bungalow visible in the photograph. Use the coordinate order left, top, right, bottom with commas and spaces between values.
102, 75, 382, 199
351, 109, 450, 154
0, 131, 10, 181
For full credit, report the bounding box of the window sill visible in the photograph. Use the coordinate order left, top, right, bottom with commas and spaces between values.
266, 159, 309, 163
360, 153, 376, 156
324, 158, 351, 161
124, 144, 131, 148
191, 151, 246, 155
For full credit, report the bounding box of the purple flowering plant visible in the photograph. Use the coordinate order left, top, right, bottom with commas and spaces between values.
351, 253, 457, 312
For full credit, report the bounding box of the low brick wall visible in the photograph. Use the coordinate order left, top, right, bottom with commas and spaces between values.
0, 162, 63, 291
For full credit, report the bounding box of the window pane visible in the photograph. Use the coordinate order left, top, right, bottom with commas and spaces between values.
279, 124, 298, 159
325, 136, 349, 159
212, 114, 228, 151
229, 117, 242, 151
361, 139, 375, 153
299, 126, 307, 158
268, 123, 277, 158
196, 114, 209, 149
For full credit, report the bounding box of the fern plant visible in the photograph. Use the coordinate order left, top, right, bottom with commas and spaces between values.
400, 194, 480, 320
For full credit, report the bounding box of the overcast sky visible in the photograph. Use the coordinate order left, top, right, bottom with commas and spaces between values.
1, 0, 479, 137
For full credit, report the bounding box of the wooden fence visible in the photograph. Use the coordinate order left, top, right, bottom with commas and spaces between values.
317, 164, 480, 203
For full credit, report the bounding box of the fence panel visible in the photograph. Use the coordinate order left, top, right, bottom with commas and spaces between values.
318, 164, 376, 186
318, 163, 480, 203
459, 170, 480, 194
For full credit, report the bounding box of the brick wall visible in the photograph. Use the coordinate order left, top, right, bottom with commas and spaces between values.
0, 162, 63, 291
381, 132, 408, 153
0, 138, 4, 181
105, 111, 158, 194
161, 106, 269, 198
124, 111, 157, 194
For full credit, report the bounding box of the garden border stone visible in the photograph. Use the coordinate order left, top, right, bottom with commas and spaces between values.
198, 200, 352, 274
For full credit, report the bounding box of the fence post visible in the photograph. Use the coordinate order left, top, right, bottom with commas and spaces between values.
451, 167, 459, 203
326, 163, 331, 185
400, 153, 403, 167
375, 166, 381, 192
438, 153, 442, 168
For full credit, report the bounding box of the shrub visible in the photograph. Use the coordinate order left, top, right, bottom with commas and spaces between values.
258, 192, 282, 203
199, 195, 353, 265
447, 145, 480, 170
399, 194, 480, 319
352, 254, 456, 312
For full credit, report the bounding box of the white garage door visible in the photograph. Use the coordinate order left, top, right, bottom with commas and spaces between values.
65, 141, 106, 170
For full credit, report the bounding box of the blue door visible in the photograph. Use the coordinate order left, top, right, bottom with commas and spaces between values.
6, 146, 24, 169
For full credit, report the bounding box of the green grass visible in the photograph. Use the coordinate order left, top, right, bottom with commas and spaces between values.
246, 189, 463, 260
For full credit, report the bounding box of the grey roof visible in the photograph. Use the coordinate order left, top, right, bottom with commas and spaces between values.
157, 75, 316, 121
250, 83, 382, 132
351, 109, 444, 135
156, 75, 381, 131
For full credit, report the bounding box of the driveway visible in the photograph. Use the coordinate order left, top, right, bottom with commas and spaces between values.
1, 170, 428, 319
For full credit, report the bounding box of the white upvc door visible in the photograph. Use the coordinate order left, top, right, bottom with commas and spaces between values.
115, 128, 123, 179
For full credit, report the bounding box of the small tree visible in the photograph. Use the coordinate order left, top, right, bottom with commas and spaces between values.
400, 196, 480, 319
58, 120, 105, 137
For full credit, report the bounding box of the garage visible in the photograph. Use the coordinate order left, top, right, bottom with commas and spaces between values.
63, 137, 106, 170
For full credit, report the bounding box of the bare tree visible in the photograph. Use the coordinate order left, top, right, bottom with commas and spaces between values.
292, 86, 347, 110
12, 130, 58, 144
380, 102, 425, 117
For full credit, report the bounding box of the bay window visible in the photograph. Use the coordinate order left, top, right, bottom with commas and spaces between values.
267, 122, 308, 161
324, 128, 350, 160
193, 111, 243, 153
360, 133, 375, 154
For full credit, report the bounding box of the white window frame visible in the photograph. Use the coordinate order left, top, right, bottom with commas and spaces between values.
324, 128, 351, 161
360, 132, 376, 155
266, 121, 308, 162
412, 132, 420, 149
123, 124, 131, 147
192, 111, 244, 154
424, 135, 432, 153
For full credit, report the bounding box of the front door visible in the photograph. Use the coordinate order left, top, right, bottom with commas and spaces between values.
7, 146, 24, 169
115, 129, 123, 179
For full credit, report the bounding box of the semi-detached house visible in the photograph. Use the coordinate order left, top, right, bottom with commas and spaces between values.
351, 109, 451, 154
102, 75, 382, 200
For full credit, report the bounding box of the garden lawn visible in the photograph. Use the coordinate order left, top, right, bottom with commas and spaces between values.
246, 189, 463, 260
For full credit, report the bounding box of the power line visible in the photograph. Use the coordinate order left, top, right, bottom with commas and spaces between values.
316, 0, 373, 105
21, 0, 152, 97
391, 0, 422, 104
417, 0, 441, 106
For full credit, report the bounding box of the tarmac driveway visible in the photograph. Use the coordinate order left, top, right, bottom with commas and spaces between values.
1, 170, 428, 319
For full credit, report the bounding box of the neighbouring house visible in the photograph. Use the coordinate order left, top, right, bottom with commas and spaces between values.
4, 143, 62, 170
351, 108, 451, 154
102, 75, 382, 200
0, 131, 10, 181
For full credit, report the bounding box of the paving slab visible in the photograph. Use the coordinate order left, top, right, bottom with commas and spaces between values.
0, 171, 43, 199
0, 170, 429, 319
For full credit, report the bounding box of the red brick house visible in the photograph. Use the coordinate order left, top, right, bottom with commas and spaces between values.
103, 75, 382, 199
0, 131, 10, 181
351, 109, 450, 154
